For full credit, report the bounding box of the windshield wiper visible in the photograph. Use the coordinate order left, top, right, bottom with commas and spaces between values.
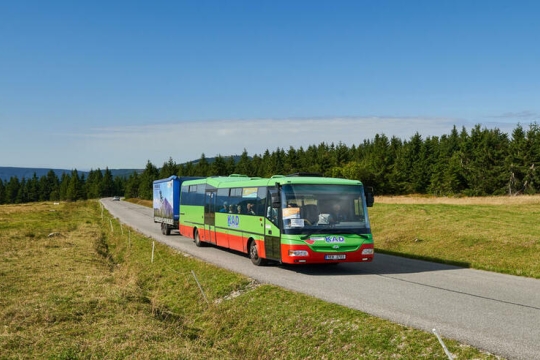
300, 232, 316, 239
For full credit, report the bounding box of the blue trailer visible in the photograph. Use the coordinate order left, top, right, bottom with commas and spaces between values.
153, 176, 201, 235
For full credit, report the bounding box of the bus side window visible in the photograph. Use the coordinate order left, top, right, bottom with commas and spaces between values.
266, 188, 278, 225
256, 187, 267, 216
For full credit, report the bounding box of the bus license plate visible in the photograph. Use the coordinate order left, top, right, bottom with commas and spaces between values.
325, 254, 346, 260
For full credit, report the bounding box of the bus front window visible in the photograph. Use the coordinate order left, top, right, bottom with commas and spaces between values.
280, 184, 370, 234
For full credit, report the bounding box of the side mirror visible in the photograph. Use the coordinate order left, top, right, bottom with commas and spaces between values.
365, 187, 374, 207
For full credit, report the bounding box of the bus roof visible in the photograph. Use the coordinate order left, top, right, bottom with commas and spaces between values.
180, 174, 363, 188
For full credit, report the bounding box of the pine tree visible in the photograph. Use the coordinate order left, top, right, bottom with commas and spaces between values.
250, 154, 264, 177
102, 168, 114, 197
506, 124, 528, 195
27, 173, 40, 202
44, 170, 60, 201
0, 179, 5, 204
138, 161, 159, 200
124, 171, 140, 199
86, 169, 103, 199
225, 156, 236, 175
183, 161, 195, 176
284, 146, 299, 174
16, 178, 28, 203
519, 123, 540, 194
258, 150, 273, 177
335, 142, 350, 167
5, 177, 20, 204
159, 157, 178, 178
462, 125, 509, 195
235, 149, 252, 175
66, 170, 84, 201
366, 134, 394, 194
210, 155, 229, 176
113, 176, 125, 197
59, 173, 70, 200
193, 154, 210, 176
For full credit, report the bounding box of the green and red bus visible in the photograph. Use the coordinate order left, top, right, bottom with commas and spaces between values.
179, 173, 374, 266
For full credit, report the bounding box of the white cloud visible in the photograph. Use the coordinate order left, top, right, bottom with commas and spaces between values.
2, 116, 528, 169
76, 116, 470, 168
490, 111, 540, 120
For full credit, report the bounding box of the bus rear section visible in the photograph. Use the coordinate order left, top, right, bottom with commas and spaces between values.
153, 176, 202, 235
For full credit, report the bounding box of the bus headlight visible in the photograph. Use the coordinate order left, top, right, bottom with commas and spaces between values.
361, 248, 374, 255
289, 250, 309, 257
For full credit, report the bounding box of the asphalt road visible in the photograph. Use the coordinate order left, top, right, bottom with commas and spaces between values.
101, 198, 540, 360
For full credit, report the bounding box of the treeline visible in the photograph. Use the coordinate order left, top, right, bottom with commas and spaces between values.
0, 168, 124, 204
1, 123, 539, 204
140, 123, 539, 198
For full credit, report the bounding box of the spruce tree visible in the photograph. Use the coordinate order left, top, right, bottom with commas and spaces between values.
235, 149, 252, 175
102, 168, 114, 197
0, 179, 5, 204
138, 161, 159, 200
159, 157, 178, 178
210, 155, 229, 176
124, 171, 140, 199
5, 177, 20, 204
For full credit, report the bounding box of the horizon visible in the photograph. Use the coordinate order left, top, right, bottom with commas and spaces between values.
1, 1, 539, 169
1, 119, 538, 171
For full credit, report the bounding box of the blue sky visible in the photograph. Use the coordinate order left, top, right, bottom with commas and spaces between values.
1, 1, 539, 170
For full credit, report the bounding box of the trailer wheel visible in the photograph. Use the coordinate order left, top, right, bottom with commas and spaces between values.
194, 229, 206, 247
249, 240, 267, 266
161, 223, 169, 235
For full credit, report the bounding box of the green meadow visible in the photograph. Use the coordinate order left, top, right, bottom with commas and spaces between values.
371, 195, 540, 278
0, 200, 511, 359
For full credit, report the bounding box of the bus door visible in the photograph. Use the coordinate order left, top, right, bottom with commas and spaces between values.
204, 190, 217, 245
264, 188, 281, 262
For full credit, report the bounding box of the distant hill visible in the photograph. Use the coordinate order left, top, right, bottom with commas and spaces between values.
0, 167, 142, 181
0, 156, 244, 182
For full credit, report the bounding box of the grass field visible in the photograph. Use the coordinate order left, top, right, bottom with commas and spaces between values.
0, 200, 498, 359
370, 195, 540, 278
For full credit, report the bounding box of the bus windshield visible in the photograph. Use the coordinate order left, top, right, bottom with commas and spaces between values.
280, 184, 371, 235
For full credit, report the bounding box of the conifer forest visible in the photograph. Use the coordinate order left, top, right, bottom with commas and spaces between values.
1, 123, 539, 204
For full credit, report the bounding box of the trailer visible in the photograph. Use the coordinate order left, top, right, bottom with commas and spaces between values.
153, 176, 201, 235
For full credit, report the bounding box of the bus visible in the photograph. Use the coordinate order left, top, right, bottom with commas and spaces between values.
178, 173, 375, 266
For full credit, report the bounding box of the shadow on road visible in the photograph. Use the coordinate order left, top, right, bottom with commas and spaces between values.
157, 232, 470, 278
277, 252, 469, 277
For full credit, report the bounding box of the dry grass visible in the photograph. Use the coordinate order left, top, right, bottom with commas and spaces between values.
0, 202, 223, 358
370, 195, 540, 278
0, 201, 499, 359
126, 198, 152, 207
375, 194, 540, 205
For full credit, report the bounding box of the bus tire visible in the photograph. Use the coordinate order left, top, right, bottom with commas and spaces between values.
249, 240, 267, 266
161, 223, 171, 235
194, 229, 206, 247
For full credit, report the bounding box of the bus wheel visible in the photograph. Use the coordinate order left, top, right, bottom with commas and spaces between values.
161, 223, 171, 235
194, 229, 206, 247
249, 240, 267, 266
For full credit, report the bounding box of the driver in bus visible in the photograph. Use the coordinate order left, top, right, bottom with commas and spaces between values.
330, 203, 346, 223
